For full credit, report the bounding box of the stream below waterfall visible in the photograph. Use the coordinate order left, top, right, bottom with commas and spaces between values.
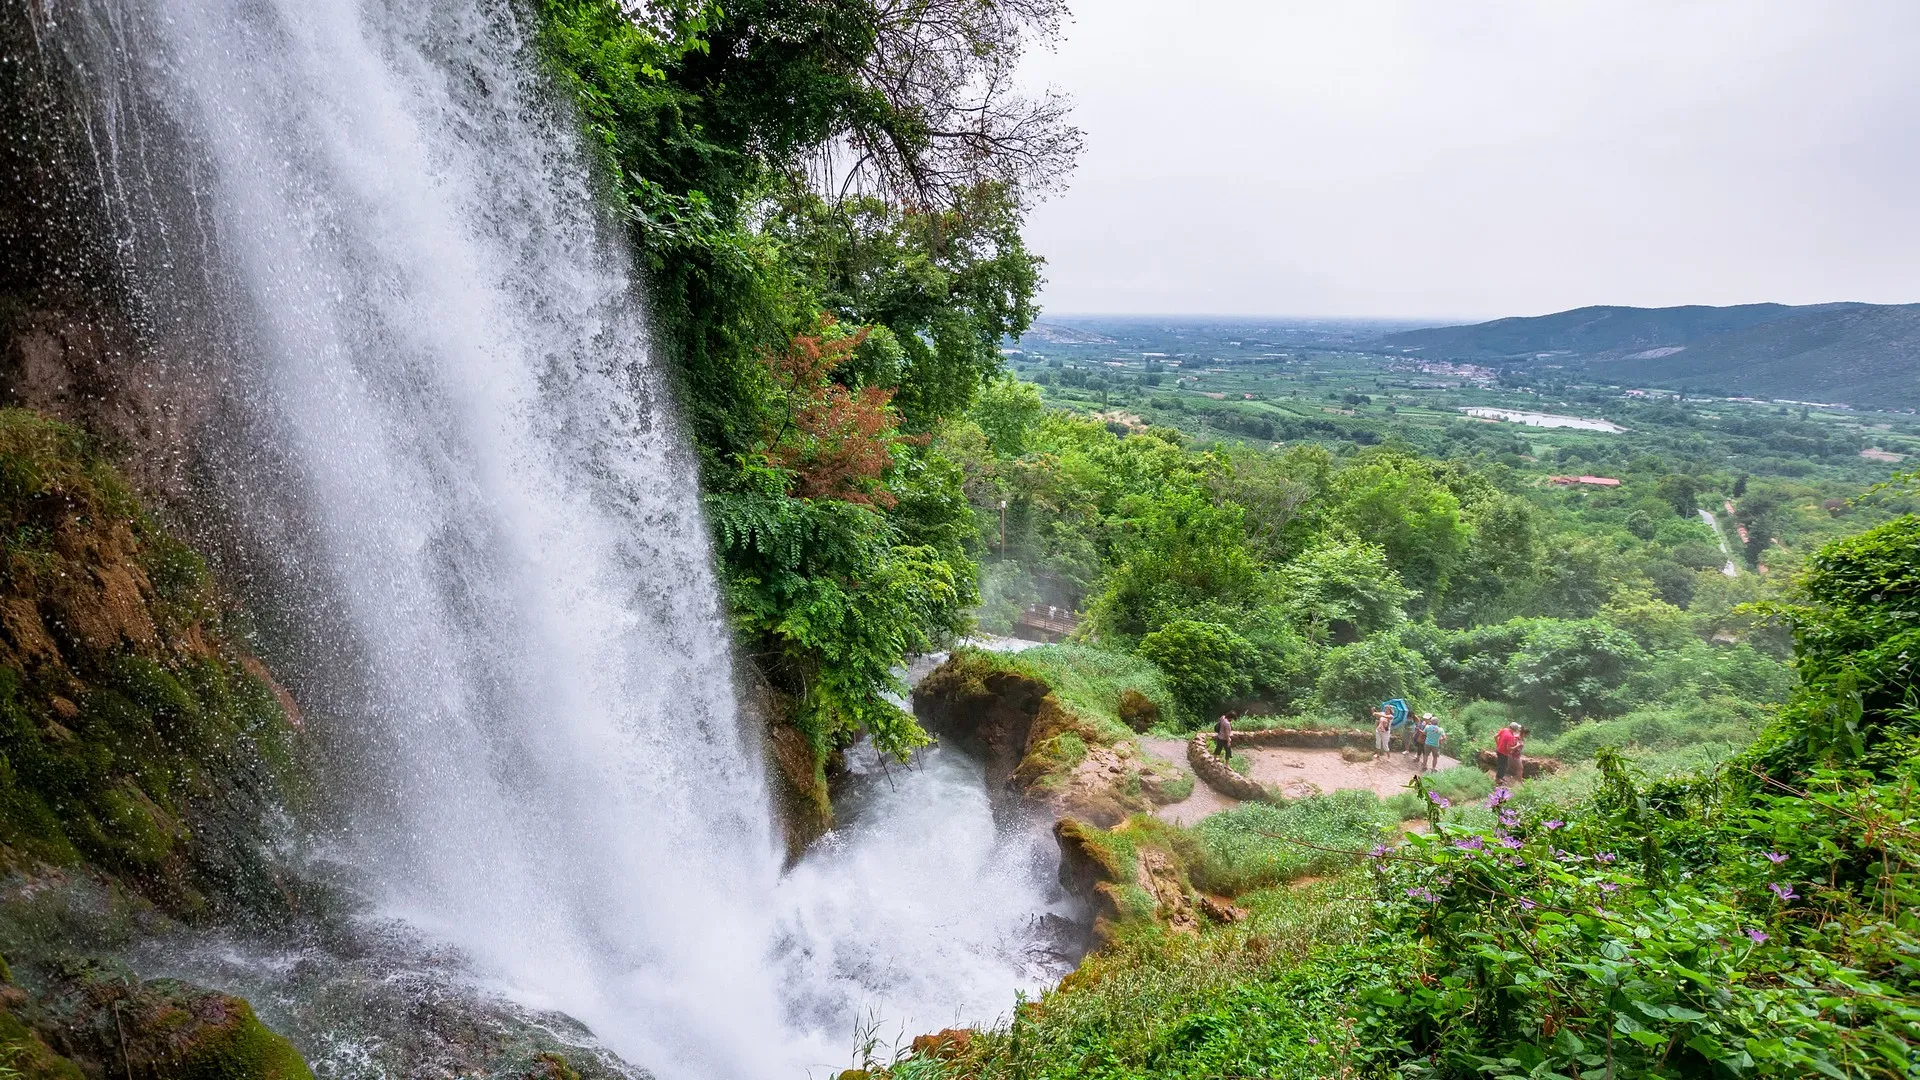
141, 736, 1080, 1079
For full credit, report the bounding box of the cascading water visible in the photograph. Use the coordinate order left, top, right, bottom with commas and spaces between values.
29, 0, 1071, 1075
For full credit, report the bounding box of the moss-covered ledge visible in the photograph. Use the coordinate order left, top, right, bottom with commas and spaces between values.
0, 410, 304, 917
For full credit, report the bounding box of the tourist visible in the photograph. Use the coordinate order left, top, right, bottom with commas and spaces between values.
1420, 713, 1445, 773
1373, 706, 1392, 753
1494, 721, 1521, 782
1214, 710, 1236, 761
1510, 724, 1527, 783
1403, 711, 1423, 756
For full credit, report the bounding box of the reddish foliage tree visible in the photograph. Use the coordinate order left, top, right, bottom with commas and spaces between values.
765, 319, 905, 507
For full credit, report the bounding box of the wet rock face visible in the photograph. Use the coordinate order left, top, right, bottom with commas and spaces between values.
0, 411, 301, 916
912, 659, 1050, 792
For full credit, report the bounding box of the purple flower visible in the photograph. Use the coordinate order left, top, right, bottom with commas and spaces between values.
1764, 852, 1788, 865
1746, 928, 1769, 943
1595, 852, 1617, 864
1307, 1037, 1319, 1045
1499, 834, 1524, 850
1544, 820, 1565, 831
1593, 905, 1610, 917
1454, 836, 1485, 852
1519, 897, 1537, 911
1406, 887, 1439, 903
1369, 843, 1391, 859
1599, 882, 1619, 894
1499, 808, 1521, 828
1428, 793, 1452, 809
1486, 786, 1512, 808
1769, 882, 1798, 901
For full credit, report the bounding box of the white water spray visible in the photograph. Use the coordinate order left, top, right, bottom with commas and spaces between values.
40, 0, 1068, 1075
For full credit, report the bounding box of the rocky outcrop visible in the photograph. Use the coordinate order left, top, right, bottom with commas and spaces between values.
1187, 734, 1273, 802
735, 664, 834, 864
915, 652, 1164, 826
1473, 749, 1561, 778
1054, 817, 1204, 950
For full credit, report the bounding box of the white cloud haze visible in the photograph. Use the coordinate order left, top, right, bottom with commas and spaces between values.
1020, 1, 1920, 319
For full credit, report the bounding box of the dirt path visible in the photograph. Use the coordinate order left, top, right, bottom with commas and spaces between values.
1137, 735, 1459, 825
1138, 737, 1240, 825
1243, 745, 1457, 800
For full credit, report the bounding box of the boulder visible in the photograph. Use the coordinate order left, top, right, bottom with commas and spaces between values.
1116, 689, 1158, 732
909, 1028, 973, 1060
1198, 895, 1249, 924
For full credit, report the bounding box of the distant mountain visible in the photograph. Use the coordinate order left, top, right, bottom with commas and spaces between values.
1369, 302, 1920, 408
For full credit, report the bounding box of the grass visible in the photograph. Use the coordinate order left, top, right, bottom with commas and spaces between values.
997, 644, 1180, 739
894, 873, 1387, 1080
1188, 791, 1394, 896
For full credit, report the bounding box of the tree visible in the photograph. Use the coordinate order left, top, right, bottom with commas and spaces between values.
1654, 473, 1699, 517
1503, 618, 1645, 726
1315, 634, 1434, 722
1329, 455, 1470, 615
1273, 537, 1412, 644
969, 372, 1045, 457
1086, 489, 1264, 640
1136, 620, 1256, 720
1766, 514, 1920, 765
1439, 494, 1540, 627
763, 318, 905, 506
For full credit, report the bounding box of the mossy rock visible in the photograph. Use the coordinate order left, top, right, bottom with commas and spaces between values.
27, 964, 313, 1080
0, 1007, 88, 1080
1116, 689, 1158, 732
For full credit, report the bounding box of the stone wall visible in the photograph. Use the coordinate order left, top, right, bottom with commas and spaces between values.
1186, 733, 1273, 802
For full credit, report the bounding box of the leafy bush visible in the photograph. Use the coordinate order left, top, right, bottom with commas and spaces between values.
1137, 620, 1257, 719
1352, 750, 1920, 1079
1315, 633, 1434, 722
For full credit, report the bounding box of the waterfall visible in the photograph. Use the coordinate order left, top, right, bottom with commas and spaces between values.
30, 0, 1071, 1076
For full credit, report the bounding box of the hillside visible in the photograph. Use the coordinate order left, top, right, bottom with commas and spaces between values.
1370, 301, 1920, 407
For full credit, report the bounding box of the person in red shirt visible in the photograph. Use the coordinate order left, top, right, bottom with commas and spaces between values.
1494, 722, 1521, 783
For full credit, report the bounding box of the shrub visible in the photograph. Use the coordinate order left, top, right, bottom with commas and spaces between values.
1136, 620, 1257, 719
1190, 792, 1393, 895
1315, 633, 1433, 722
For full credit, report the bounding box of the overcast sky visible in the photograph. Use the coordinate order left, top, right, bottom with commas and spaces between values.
1018, 1, 1920, 320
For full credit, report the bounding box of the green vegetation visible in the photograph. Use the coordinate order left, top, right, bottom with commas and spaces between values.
989, 644, 1177, 740
522, 12, 1920, 1077
942, 391, 1829, 773
534, 0, 1078, 767
874, 515, 1920, 1080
